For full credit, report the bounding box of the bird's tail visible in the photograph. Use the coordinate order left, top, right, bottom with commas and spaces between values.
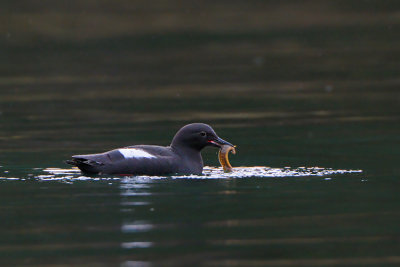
65, 157, 103, 174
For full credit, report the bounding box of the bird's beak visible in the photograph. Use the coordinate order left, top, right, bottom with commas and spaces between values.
208, 136, 234, 148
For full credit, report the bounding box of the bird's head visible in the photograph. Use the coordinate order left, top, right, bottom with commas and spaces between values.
171, 123, 234, 151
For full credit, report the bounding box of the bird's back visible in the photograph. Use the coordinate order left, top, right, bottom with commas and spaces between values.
67, 145, 181, 175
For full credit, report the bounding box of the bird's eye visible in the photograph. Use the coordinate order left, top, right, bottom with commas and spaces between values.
200, 131, 206, 137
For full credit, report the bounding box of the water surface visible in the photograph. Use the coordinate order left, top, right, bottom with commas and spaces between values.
1, 1, 400, 266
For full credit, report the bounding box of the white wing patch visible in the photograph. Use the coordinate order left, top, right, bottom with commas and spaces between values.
119, 149, 156, 159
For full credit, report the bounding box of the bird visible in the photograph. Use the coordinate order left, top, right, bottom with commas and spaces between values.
66, 123, 234, 176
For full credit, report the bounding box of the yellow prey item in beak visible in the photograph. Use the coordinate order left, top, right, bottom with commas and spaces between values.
218, 145, 236, 172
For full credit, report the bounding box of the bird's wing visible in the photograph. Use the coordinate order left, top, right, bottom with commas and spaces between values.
67, 147, 178, 175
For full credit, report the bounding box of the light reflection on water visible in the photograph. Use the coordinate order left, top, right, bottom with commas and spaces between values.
0, 166, 363, 183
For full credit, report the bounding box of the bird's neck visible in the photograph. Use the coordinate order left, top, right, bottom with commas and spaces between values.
170, 144, 204, 174
172, 143, 202, 161
171, 143, 199, 157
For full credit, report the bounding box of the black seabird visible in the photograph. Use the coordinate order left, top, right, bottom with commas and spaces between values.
66, 123, 234, 175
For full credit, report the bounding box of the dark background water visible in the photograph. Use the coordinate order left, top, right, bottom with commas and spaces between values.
1, 1, 400, 266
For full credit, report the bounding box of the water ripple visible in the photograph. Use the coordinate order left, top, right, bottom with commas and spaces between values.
0, 166, 362, 183
0, 166, 362, 182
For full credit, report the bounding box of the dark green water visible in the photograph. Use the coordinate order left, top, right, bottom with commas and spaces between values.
1, 1, 400, 266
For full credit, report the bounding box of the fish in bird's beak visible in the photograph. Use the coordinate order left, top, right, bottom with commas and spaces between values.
207, 136, 234, 148
218, 145, 236, 172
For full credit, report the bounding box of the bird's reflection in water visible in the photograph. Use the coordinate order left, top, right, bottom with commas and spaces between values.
119, 176, 156, 263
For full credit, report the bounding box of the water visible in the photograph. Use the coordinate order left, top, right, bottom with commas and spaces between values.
1, 1, 400, 266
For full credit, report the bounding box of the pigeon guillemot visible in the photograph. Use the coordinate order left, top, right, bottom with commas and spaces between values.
66, 123, 234, 175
